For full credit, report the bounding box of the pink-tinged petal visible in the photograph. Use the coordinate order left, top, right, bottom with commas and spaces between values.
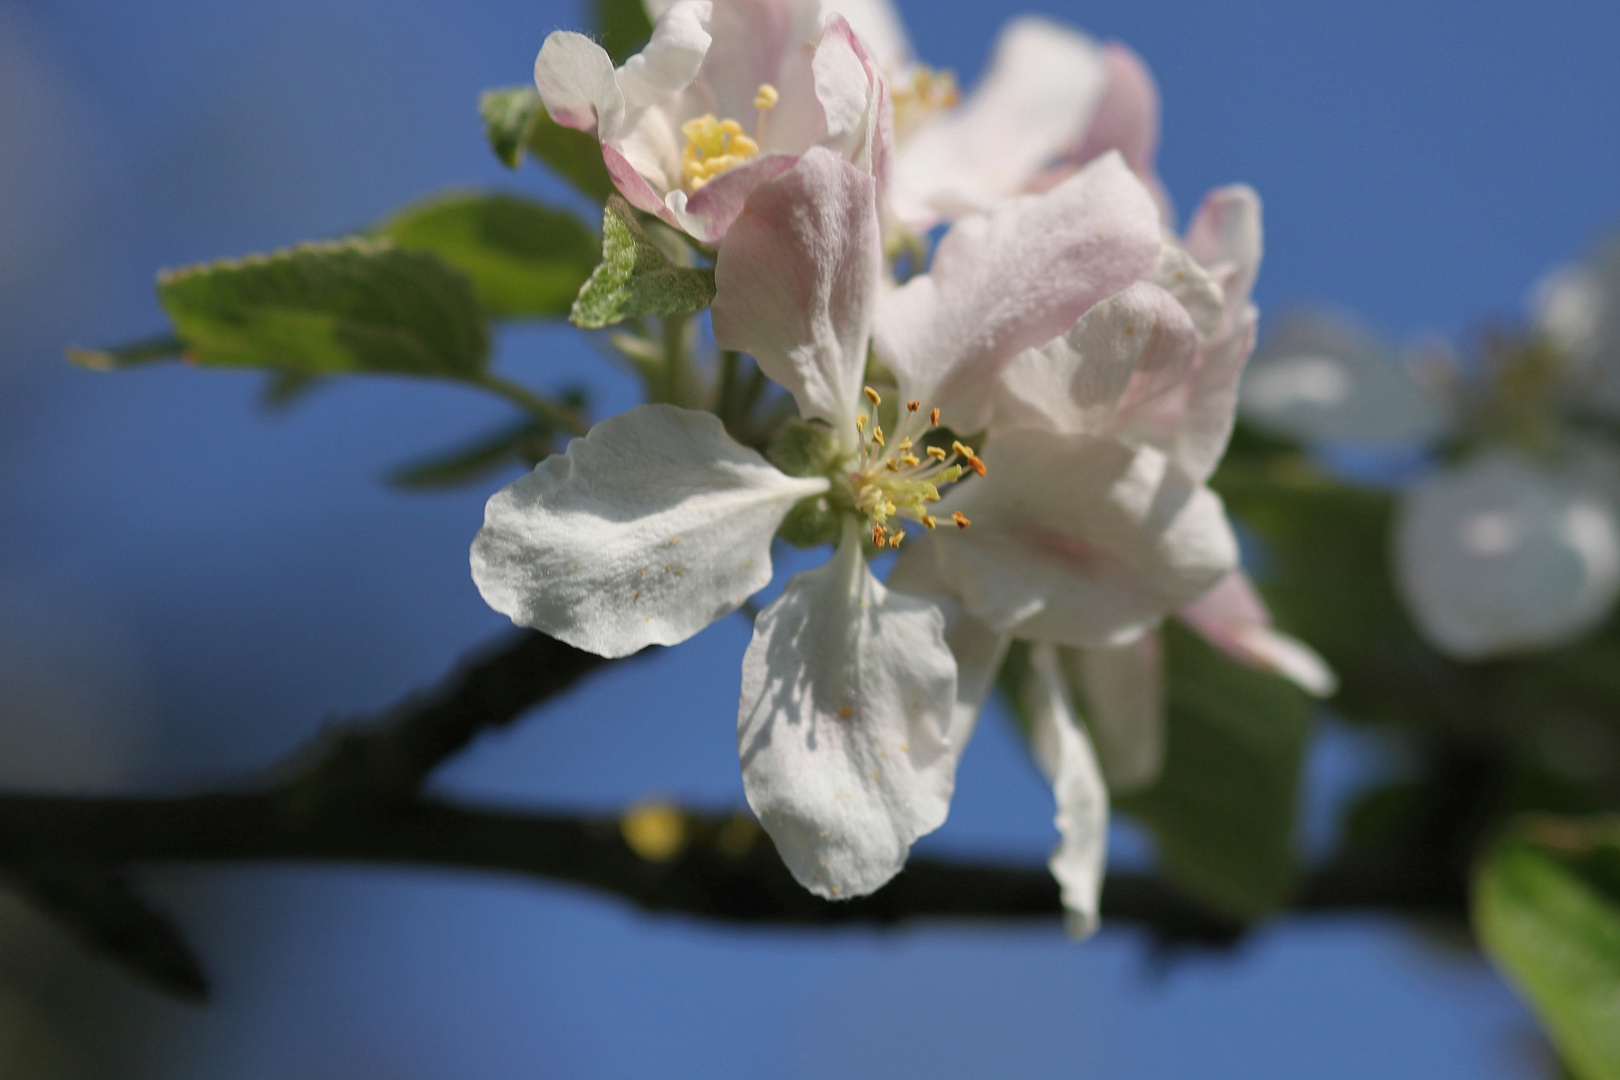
875, 153, 1161, 432
694, 0, 823, 126
739, 523, 958, 899
712, 148, 881, 444
616, 0, 713, 111
995, 281, 1200, 439
1063, 637, 1165, 793
1178, 572, 1336, 696
1184, 185, 1263, 311
1062, 43, 1160, 179
1026, 644, 1110, 938
822, 0, 911, 74
601, 140, 682, 223
677, 150, 799, 243
1122, 307, 1257, 483
892, 17, 1108, 221
535, 31, 625, 136
934, 431, 1239, 647
816, 16, 893, 197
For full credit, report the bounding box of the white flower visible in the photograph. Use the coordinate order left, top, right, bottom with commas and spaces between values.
824, 0, 1166, 230
537, 0, 888, 244
1534, 234, 1620, 417
1395, 452, 1620, 659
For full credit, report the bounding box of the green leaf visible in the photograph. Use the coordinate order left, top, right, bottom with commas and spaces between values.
595, 0, 654, 64
8, 862, 209, 1002
571, 197, 715, 329
66, 333, 185, 370
377, 192, 600, 319
157, 238, 489, 379
1116, 622, 1313, 919
387, 392, 584, 490
1476, 816, 1620, 1080
478, 86, 615, 202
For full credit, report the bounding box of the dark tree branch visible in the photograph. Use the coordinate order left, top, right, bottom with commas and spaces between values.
0, 793, 1467, 943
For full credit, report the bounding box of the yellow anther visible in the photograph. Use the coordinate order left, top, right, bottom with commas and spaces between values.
901, 453, 921, 467
921, 513, 938, 530
754, 83, 780, 111
864, 386, 882, 405
679, 112, 761, 192
952, 512, 971, 530
952, 440, 974, 458
856, 414, 868, 431
872, 425, 885, 447
885, 501, 897, 516
907, 400, 921, 412
966, 454, 987, 478
873, 524, 887, 548
930, 407, 941, 426
884, 459, 900, 472
889, 531, 905, 547
926, 446, 948, 461
898, 437, 912, 450
719, 118, 744, 136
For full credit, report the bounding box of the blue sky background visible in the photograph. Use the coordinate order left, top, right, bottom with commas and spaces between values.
0, 0, 1616, 1075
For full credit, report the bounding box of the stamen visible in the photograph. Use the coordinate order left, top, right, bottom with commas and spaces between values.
907, 401, 920, 412
856, 414, 868, 432
930, 407, 941, 427
873, 525, 887, 548
889, 531, 905, 547
754, 84, 780, 111
921, 513, 937, 529
952, 512, 971, 530
901, 453, 920, 467
871, 425, 884, 447
864, 386, 882, 405
926, 446, 948, 461
680, 113, 763, 192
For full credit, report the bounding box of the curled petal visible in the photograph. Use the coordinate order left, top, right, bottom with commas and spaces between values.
936, 431, 1239, 647
616, 0, 713, 111
739, 524, 959, 899
821, 0, 911, 74
1026, 644, 1110, 938
1062, 637, 1164, 794
1183, 184, 1263, 313
535, 31, 626, 136
713, 148, 882, 445
875, 153, 1162, 432
1177, 571, 1336, 697
471, 404, 827, 659
995, 281, 1199, 439
1395, 453, 1620, 659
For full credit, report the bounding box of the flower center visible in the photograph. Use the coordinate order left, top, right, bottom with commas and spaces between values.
890, 64, 959, 140
680, 84, 779, 193
849, 387, 984, 549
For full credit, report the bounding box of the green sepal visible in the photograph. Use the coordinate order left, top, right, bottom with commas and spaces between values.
777, 493, 843, 549
478, 86, 615, 202
1475, 816, 1620, 1080
156, 238, 489, 379
570, 197, 715, 329
377, 192, 600, 319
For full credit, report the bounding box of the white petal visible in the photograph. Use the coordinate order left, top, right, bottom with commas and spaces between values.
994, 281, 1199, 439
1239, 311, 1451, 447
1177, 571, 1337, 696
935, 431, 1239, 647
875, 153, 1162, 432
891, 17, 1107, 220
1062, 637, 1164, 794
471, 404, 827, 659
616, 0, 713, 112
1026, 644, 1110, 938
1395, 452, 1620, 659
812, 16, 877, 162
535, 31, 626, 137
820, 0, 911, 74
1183, 184, 1263, 313
739, 524, 959, 898
888, 540, 1011, 750
713, 148, 882, 446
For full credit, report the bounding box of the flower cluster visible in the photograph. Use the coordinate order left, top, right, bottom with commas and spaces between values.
1239, 235, 1620, 660
474, 0, 1324, 930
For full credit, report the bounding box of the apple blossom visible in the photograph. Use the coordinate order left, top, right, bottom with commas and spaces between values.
535, 0, 888, 245
825, 0, 1166, 230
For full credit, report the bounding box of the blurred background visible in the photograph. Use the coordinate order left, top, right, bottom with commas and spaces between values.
1, 0, 1616, 1075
